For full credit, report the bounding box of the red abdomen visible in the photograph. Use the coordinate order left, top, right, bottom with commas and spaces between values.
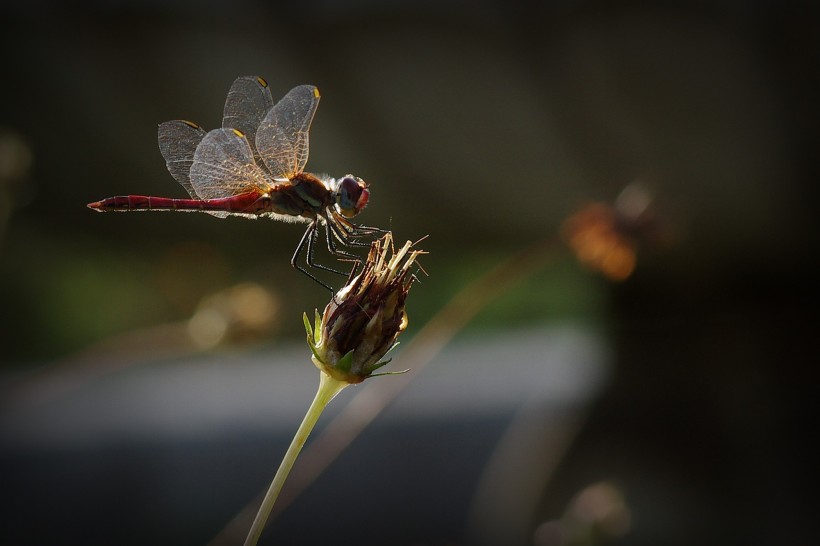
87, 193, 264, 213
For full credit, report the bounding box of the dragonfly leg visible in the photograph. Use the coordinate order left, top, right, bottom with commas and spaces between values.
328, 213, 384, 249
290, 217, 387, 291
330, 222, 387, 289
291, 220, 336, 292
333, 214, 387, 247
307, 222, 351, 277
351, 222, 388, 236
326, 219, 367, 259
326, 222, 368, 284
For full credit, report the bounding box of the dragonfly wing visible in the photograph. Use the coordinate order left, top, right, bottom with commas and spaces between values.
189, 128, 271, 199
158, 120, 207, 198
222, 76, 274, 150
256, 85, 319, 179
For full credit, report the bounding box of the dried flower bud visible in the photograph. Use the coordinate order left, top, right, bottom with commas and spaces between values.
304, 232, 424, 384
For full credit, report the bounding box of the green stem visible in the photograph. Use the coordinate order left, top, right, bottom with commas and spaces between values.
244, 371, 348, 546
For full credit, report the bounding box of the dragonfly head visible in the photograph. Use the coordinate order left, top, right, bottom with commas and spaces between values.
335, 175, 370, 218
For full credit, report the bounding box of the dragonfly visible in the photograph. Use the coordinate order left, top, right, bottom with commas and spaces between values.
88, 75, 380, 289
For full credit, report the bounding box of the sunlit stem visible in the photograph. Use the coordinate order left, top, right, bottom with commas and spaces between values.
244, 371, 348, 546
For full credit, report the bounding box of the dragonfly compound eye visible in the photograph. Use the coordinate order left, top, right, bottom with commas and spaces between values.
337, 175, 369, 218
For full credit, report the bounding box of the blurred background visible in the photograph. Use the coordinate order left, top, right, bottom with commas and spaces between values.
1, 1, 818, 545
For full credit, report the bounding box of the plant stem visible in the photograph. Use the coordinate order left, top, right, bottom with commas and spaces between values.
244, 371, 348, 546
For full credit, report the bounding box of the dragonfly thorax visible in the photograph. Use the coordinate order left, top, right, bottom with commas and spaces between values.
333, 175, 370, 218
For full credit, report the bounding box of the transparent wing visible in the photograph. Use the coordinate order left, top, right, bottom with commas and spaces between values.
158, 120, 207, 198
222, 76, 274, 149
189, 128, 271, 199
256, 85, 320, 179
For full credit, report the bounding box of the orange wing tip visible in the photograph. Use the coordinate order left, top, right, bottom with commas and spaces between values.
87, 201, 104, 211
313, 87, 320, 98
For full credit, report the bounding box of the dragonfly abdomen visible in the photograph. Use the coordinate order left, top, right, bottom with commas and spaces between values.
88, 192, 266, 213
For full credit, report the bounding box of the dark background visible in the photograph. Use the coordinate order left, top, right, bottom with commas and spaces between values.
1, 1, 818, 545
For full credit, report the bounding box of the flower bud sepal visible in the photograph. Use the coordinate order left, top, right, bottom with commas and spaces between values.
304, 310, 408, 384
